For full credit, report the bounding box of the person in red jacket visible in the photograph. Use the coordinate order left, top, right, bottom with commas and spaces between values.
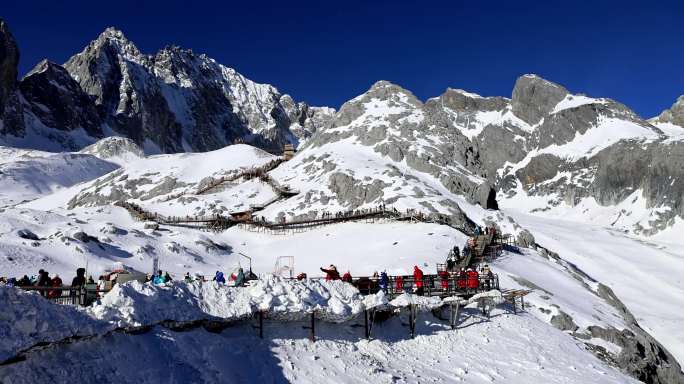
457, 268, 467, 290
342, 271, 352, 283
48, 274, 63, 299
466, 268, 479, 290
320, 265, 341, 281
413, 265, 424, 295
438, 270, 449, 291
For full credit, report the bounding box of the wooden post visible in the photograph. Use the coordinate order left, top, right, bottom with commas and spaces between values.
302, 311, 316, 342
512, 297, 518, 314
310, 311, 315, 342
364, 309, 369, 339
521, 295, 525, 311
409, 304, 417, 339
450, 302, 460, 330
259, 311, 264, 339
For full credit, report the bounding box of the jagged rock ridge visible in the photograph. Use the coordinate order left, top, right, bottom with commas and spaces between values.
0, 24, 335, 153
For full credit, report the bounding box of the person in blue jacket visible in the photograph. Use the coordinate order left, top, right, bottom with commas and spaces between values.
214, 270, 226, 284
379, 271, 389, 294
153, 270, 165, 285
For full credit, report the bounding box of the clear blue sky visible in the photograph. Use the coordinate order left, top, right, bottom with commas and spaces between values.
3, 1, 683, 117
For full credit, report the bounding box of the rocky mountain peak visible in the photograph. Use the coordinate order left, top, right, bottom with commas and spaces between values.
93, 27, 137, 50
366, 80, 420, 102
652, 95, 684, 128
512, 74, 568, 125
19, 59, 103, 137
80, 136, 144, 162
24, 59, 63, 78
436, 87, 509, 113
0, 18, 19, 115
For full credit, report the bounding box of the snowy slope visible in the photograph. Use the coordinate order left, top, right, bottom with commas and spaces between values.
0, 310, 639, 384
0, 147, 118, 206
506, 211, 684, 366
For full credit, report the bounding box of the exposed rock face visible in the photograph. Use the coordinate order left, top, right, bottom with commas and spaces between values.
80, 137, 144, 161
0, 19, 23, 136
62, 28, 334, 153
0, 24, 334, 153
594, 284, 684, 384
652, 95, 684, 128
516, 229, 535, 248
550, 310, 579, 332
0, 19, 18, 116
511, 74, 568, 125
303, 80, 497, 210
19, 60, 103, 136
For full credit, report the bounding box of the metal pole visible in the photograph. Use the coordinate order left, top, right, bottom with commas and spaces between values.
364, 309, 369, 339
259, 311, 264, 339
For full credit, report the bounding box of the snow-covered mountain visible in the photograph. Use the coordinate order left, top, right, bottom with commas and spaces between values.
3, 18, 684, 383
0, 22, 334, 153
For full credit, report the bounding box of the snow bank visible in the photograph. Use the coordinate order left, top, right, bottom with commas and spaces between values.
390, 293, 443, 309
90, 276, 483, 329
0, 286, 109, 362
468, 289, 504, 305
89, 276, 366, 327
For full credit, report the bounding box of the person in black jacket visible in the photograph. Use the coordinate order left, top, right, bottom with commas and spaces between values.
71, 268, 86, 287
36, 269, 51, 296
18, 275, 31, 286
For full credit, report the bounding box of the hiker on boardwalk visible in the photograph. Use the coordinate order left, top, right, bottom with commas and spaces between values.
36, 269, 50, 296
48, 274, 63, 298
214, 270, 226, 284
466, 268, 480, 290
17, 275, 31, 287
463, 244, 471, 259
71, 268, 86, 287
379, 271, 389, 294
457, 268, 467, 290
413, 265, 424, 296
342, 271, 353, 283
446, 249, 458, 272
481, 264, 494, 290
438, 269, 450, 290
234, 268, 245, 287
320, 265, 341, 281
153, 270, 166, 285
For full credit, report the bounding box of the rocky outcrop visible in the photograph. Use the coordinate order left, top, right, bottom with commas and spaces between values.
0, 19, 23, 136
511, 74, 568, 125
0, 19, 18, 116
1, 24, 334, 153
80, 137, 144, 161
62, 28, 334, 153
593, 284, 684, 384
305, 80, 496, 210
516, 229, 536, 248
19, 60, 103, 136
652, 95, 684, 128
